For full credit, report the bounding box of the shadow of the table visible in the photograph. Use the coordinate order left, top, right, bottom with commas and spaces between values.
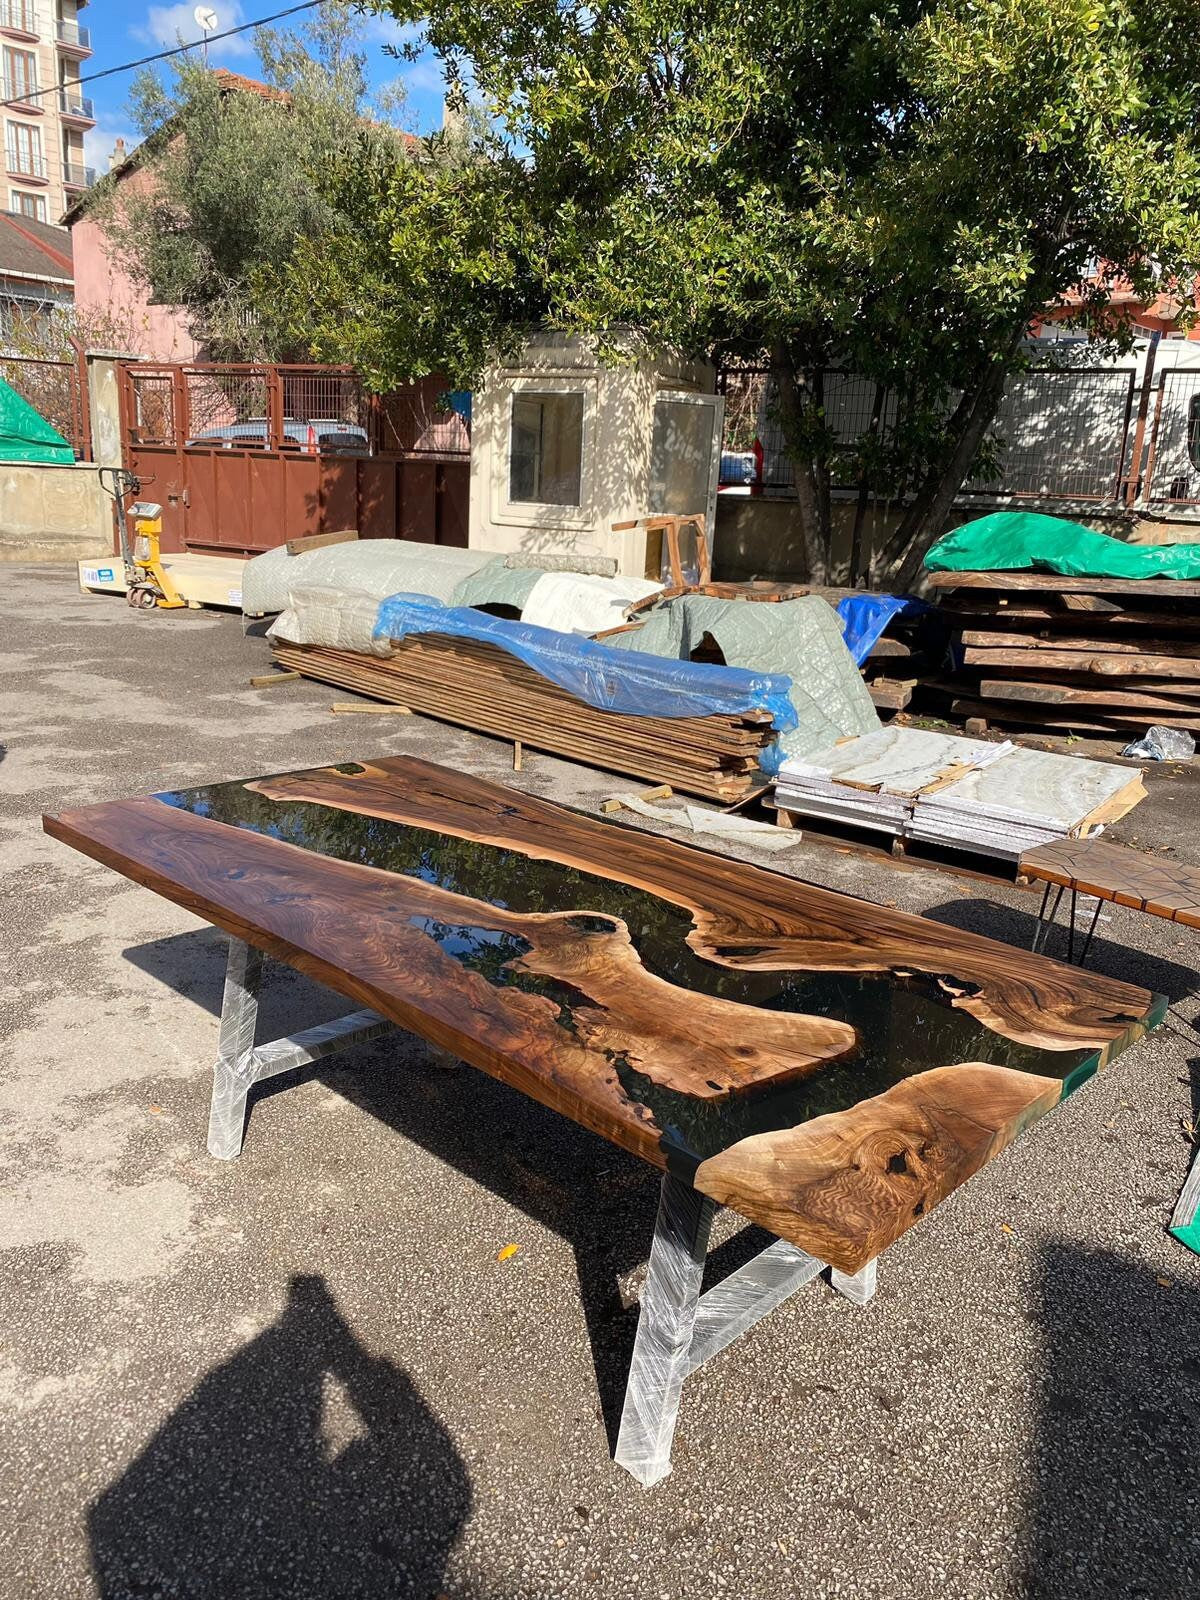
124, 926, 775, 1453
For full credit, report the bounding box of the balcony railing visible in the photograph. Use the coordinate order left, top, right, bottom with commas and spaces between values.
0, 3, 38, 35
58, 88, 95, 121
61, 159, 94, 188
2, 76, 39, 107
55, 18, 91, 50
6, 147, 46, 179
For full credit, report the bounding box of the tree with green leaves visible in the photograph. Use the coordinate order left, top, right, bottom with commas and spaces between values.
84, 2, 414, 360
294, 0, 1200, 585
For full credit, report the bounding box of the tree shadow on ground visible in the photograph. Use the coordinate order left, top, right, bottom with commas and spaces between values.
1025, 1241, 1200, 1598
88, 1274, 471, 1600
122, 929, 771, 1451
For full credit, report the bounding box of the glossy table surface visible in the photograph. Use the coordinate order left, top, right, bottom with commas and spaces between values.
44, 757, 1164, 1272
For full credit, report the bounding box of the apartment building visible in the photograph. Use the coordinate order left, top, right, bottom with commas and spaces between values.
1, 0, 93, 224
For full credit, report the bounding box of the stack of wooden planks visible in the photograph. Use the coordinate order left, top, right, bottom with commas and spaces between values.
929, 570, 1200, 736
270, 636, 776, 802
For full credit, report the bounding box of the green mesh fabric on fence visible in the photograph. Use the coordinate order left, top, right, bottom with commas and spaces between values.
0, 377, 73, 464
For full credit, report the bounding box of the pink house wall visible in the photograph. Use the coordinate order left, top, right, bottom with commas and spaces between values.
70, 165, 202, 363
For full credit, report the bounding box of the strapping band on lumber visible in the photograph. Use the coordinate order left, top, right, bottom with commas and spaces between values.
271, 637, 776, 801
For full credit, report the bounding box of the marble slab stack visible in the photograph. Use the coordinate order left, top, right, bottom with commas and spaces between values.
774, 726, 1145, 862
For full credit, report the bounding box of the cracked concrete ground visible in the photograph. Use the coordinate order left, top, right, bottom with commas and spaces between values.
2, 560, 1199, 1600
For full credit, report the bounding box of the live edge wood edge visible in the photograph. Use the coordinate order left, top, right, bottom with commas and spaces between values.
41, 758, 1161, 1274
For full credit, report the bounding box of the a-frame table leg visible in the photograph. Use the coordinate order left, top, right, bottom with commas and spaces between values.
614, 1174, 714, 1487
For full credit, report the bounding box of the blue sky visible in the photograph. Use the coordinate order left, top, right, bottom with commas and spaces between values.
83, 1, 449, 174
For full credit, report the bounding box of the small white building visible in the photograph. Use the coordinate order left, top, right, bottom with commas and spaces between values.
468, 331, 722, 577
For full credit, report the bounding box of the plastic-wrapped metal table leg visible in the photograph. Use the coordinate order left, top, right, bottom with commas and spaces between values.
206, 935, 398, 1160
208, 938, 263, 1160
615, 1175, 714, 1487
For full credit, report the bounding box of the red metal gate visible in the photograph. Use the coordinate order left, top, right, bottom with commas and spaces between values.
117, 362, 469, 556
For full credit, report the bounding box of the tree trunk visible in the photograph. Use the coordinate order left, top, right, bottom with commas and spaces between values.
771, 346, 830, 583
891, 365, 1008, 591
874, 324, 1025, 591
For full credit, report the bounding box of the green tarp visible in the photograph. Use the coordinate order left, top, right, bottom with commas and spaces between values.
924, 511, 1200, 581
0, 377, 73, 464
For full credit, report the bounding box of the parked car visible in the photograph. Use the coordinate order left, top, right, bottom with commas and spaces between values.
185, 417, 370, 454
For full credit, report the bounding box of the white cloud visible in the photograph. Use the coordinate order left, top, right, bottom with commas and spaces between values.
399, 56, 446, 95
84, 117, 139, 176
362, 15, 425, 51
132, 1, 255, 60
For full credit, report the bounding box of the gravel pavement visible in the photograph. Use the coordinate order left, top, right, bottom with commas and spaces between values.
2, 562, 1199, 1600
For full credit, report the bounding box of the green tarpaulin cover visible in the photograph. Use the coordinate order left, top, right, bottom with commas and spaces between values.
0, 377, 74, 464
924, 511, 1200, 580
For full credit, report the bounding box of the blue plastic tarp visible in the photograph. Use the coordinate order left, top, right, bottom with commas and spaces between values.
836, 593, 928, 665
373, 593, 798, 732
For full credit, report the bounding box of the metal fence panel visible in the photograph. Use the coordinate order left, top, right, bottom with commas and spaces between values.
1144, 369, 1200, 506
0, 353, 89, 458
717, 360, 1140, 505
964, 367, 1136, 501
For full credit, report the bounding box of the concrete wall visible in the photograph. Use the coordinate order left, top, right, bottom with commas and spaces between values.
712, 492, 1161, 585
0, 461, 109, 561
713, 496, 910, 583
469, 332, 714, 576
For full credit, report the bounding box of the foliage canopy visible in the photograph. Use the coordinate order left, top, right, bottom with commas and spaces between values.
95, 0, 1200, 581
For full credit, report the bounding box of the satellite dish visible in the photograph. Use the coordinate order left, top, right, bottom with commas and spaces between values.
193, 5, 218, 30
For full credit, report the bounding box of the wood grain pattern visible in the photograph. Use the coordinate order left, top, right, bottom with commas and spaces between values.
270, 636, 775, 802
977, 678, 1200, 710
961, 629, 1200, 657
928, 571, 1200, 598
694, 1063, 1064, 1272
249, 757, 1154, 1057
963, 646, 1200, 679
1019, 837, 1200, 930
44, 759, 1162, 1272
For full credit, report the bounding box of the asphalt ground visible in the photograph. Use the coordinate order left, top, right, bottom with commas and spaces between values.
2, 562, 1199, 1600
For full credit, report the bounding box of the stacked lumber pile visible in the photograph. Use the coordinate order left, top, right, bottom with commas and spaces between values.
271, 637, 775, 802
929, 570, 1200, 736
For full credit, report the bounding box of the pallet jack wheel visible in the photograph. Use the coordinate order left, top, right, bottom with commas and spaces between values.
129, 585, 159, 610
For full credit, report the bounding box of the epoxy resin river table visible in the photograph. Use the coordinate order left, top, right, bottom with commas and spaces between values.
44, 757, 1164, 1484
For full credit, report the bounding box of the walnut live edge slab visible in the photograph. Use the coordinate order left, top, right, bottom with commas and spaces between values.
42, 757, 1163, 1486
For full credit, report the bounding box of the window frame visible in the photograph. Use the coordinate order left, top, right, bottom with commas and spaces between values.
492, 373, 596, 530
2, 46, 37, 105
10, 185, 46, 220
5, 117, 44, 178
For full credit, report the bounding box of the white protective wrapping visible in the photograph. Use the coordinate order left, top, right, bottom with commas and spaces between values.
520, 571, 663, 635
242, 540, 495, 616
267, 585, 395, 657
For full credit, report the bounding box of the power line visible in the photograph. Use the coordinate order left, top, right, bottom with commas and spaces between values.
0, 0, 324, 112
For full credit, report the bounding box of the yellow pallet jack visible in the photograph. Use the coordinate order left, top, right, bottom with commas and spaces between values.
98, 467, 184, 611
125, 500, 185, 611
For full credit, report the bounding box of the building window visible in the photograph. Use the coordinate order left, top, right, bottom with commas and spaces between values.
3, 47, 37, 104
6, 119, 44, 178
508, 391, 584, 506
0, 3, 37, 34
10, 187, 45, 219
